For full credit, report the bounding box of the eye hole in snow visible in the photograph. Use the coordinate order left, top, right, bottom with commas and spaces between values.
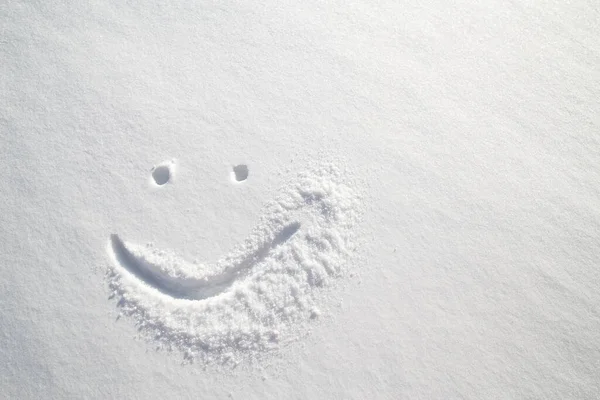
152, 164, 171, 185
232, 164, 249, 182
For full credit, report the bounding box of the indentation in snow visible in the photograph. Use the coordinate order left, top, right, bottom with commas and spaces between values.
106, 162, 362, 365
232, 164, 249, 182
151, 160, 175, 186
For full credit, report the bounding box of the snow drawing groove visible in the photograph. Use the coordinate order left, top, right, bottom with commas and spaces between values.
106, 163, 362, 364
109, 222, 301, 300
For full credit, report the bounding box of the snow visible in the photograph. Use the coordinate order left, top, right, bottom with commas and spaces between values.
107, 163, 362, 365
2, 0, 600, 398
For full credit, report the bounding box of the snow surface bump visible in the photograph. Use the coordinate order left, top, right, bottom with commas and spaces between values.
106, 163, 362, 364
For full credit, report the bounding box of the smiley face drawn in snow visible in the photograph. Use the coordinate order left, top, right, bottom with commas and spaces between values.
106, 161, 362, 365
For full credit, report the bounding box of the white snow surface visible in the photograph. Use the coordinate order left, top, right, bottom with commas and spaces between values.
2, 0, 600, 399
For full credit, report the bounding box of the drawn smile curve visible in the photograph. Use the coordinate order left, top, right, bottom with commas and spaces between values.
109, 221, 301, 300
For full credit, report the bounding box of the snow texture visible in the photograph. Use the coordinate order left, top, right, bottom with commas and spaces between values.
2, 0, 600, 399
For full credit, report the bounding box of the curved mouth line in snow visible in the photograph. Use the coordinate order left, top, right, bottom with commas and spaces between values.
109, 222, 301, 300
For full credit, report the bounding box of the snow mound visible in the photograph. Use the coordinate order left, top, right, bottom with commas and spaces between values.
106, 163, 362, 364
